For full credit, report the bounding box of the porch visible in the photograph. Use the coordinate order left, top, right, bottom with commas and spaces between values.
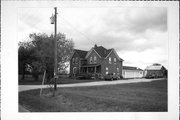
80, 64, 101, 74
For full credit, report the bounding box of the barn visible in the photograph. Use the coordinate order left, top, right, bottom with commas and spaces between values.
144, 63, 167, 78
122, 66, 143, 78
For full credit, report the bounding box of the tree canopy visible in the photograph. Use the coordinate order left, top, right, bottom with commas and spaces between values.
18, 32, 74, 81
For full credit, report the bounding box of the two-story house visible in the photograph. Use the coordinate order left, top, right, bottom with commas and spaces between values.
69, 44, 123, 78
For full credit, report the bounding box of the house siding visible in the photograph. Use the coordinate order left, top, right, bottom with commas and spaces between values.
101, 51, 122, 76
86, 50, 102, 64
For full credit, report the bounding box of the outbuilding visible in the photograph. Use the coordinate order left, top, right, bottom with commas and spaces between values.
122, 66, 143, 78
144, 63, 167, 78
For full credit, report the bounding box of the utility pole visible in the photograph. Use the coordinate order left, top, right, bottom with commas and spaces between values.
50, 7, 58, 96
54, 7, 57, 91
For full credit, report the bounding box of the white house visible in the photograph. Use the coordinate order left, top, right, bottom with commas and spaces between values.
122, 66, 143, 78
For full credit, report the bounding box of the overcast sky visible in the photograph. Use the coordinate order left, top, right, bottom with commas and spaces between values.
18, 7, 168, 69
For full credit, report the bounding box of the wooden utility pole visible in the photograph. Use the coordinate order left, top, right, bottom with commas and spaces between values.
50, 7, 58, 96
54, 7, 57, 92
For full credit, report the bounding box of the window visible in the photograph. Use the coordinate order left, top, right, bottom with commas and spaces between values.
105, 67, 108, 75
75, 57, 78, 64
94, 56, 97, 63
117, 68, 119, 72
90, 57, 93, 64
117, 68, 119, 75
73, 67, 77, 74
109, 57, 111, 64
114, 58, 116, 63
106, 67, 108, 71
72, 58, 75, 64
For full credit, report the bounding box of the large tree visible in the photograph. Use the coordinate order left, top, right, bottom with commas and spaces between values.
18, 32, 74, 81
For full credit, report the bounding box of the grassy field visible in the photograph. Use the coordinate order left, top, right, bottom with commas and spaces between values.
19, 79, 167, 112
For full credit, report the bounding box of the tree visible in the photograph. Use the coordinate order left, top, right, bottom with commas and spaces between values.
18, 41, 36, 80
18, 32, 74, 81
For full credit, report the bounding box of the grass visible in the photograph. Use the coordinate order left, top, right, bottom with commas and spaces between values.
19, 79, 167, 112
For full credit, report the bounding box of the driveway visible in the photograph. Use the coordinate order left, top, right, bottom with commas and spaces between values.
19, 78, 165, 92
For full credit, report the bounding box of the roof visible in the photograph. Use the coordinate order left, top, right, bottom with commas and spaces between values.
93, 46, 111, 58
145, 65, 163, 70
145, 63, 166, 70
75, 45, 123, 61
123, 66, 143, 71
74, 49, 88, 59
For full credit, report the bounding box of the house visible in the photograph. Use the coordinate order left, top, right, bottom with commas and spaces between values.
144, 63, 167, 78
69, 44, 123, 79
122, 66, 143, 78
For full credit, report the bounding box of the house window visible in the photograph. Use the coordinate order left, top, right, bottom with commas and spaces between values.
109, 57, 111, 64
117, 68, 119, 72
75, 57, 78, 64
90, 57, 93, 64
114, 58, 116, 63
72, 58, 75, 64
94, 56, 97, 63
73, 67, 77, 74
105, 67, 108, 74
117, 68, 119, 75
106, 67, 108, 71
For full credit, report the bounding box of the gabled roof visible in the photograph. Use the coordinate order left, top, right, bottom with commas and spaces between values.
93, 46, 111, 58
73, 49, 88, 59
105, 48, 123, 61
145, 64, 165, 70
85, 45, 123, 61
123, 66, 143, 71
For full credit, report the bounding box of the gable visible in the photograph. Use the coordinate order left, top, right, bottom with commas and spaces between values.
86, 49, 101, 59
85, 48, 101, 59
85, 46, 112, 59
70, 49, 87, 60
105, 49, 123, 61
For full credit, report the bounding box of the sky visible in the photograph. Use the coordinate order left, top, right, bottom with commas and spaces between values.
18, 7, 168, 69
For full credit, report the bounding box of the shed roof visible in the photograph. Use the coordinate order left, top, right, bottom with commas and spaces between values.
145, 65, 163, 70
123, 66, 143, 71
145, 64, 166, 70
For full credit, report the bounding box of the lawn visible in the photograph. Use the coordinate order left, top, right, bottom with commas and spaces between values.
19, 76, 102, 85
19, 79, 167, 112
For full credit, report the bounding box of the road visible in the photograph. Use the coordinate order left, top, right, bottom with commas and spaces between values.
19, 78, 164, 92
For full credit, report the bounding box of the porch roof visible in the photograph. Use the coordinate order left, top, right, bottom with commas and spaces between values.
81, 64, 101, 68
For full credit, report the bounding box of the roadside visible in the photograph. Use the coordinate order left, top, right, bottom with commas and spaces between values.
19, 78, 165, 92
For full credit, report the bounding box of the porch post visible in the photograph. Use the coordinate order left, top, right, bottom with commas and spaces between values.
87, 67, 88, 73
94, 66, 96, 73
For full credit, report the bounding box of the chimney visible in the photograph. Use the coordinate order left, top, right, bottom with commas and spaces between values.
94, 44, 97, 48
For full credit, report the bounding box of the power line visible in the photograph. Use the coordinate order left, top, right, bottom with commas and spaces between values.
58, 16, 93, 43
